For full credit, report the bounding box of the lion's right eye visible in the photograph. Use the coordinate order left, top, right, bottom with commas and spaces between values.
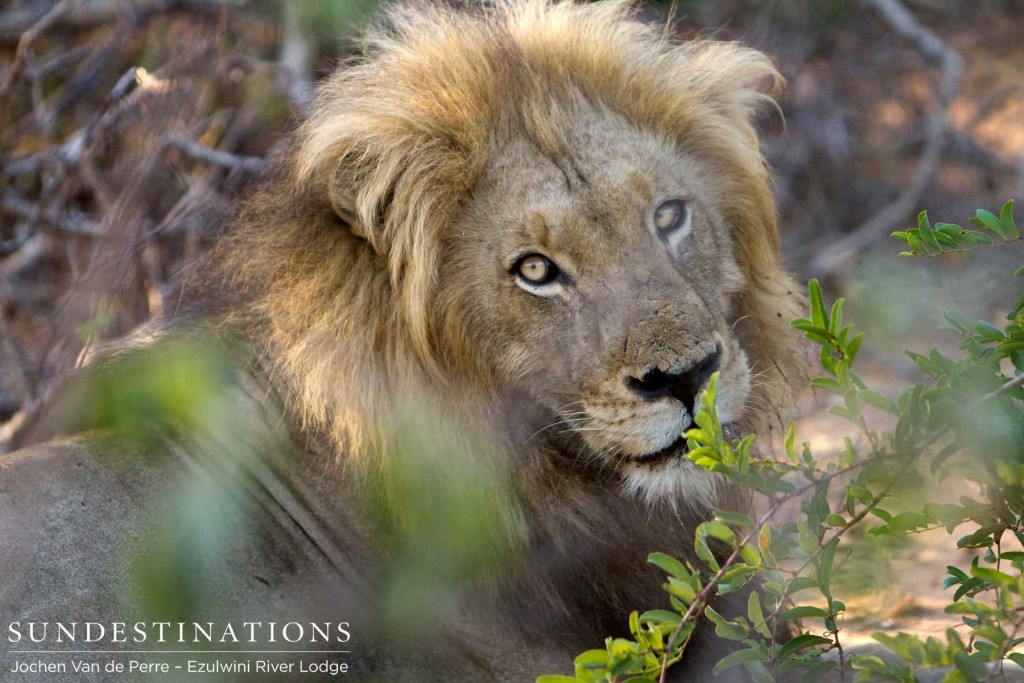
514, 254, 560, 286
654, 199, 689, 234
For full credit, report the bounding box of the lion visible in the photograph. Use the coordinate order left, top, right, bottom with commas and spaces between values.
0, 1, 806, 680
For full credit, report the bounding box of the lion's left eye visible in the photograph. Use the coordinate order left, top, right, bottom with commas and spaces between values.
654, 199, 689, 234
514, 253, 560, 286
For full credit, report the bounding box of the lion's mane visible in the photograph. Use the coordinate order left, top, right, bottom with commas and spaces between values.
217, 0, 805, 467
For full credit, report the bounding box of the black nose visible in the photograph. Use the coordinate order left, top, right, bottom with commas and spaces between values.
626, 348, 721, 413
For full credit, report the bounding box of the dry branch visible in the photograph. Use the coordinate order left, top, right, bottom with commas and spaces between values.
0, 0, 78, 98
0, 0, 237, 43
2, 188, 102, 238
164, 135, 267, 173
806, 0, 964, 278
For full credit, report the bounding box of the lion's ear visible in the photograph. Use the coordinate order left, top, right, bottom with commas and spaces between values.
325, 160, 389, 245
326, 169, 378, 245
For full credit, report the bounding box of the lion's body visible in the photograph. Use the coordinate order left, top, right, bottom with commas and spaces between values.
0, 390, 560, 681
0, 1, 806, 680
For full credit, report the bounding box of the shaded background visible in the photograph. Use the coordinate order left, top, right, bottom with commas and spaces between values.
1, 0, 1023, 645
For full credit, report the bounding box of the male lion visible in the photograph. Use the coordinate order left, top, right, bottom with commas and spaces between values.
0, 0, 805, 680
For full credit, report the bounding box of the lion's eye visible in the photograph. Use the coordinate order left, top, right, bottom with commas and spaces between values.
515, 254, 559, 285
654, 199, 689, 233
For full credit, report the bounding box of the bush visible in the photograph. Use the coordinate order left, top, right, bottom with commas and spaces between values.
540, 201, 1024, 683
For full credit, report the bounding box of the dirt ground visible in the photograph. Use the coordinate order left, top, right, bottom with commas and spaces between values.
792, 350, 1013, 648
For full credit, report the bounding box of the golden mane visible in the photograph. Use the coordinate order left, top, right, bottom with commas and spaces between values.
218, 0, 805, 459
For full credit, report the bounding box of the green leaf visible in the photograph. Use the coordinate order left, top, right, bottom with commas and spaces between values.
648, 552, 687, 579
917, 212, 940, 248
860, 390, 895, 413
819, 538, 838, 597
666, 578, 696, 604
829, 298, 845, 336
810, 377, 845, 394
946, 566, 969, 582
906, 232, 929, 255
574, 650, 609, 667
784, 422, 797, 463
705, 605, 748, 640
943, 308, 977, 334
716, 511, 755, 528
827, 405, 861, 425
537, 676, 583, 683
779, 605, 828, 621
809, 279, 827, 329
851, 654, 913, 683
701, 520, 737, 544
825, 513, 847, 528
779, 634, 833, 660
971, 567, 1017, 590
964, 230, 994, 245
640, 609, 681, 625
694, 535, 719, 571
748, 591, 772, 638
953, 651, 990, 680
713, 647, 770, 676
999, 199, 1019, 238
847, 333, 865, 362
787, 576, 820, 594
975, 321, 1006, 342
972, 209, 1007, 238
792, 319, 833, 344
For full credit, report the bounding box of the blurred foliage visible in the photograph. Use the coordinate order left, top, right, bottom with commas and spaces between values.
62, 333, 285, 628
67, 335, 235, 442
541, 203, 1024, 682
360, 402, 521, 637
61, 330, 524, 649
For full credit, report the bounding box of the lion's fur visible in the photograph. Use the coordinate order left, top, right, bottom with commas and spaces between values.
218, 0, 806, 465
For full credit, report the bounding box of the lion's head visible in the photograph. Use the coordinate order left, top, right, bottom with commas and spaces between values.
220, 0, 805, 509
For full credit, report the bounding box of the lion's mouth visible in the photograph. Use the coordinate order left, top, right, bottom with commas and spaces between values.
634, 435, 689, 466
632, 423, 741, 467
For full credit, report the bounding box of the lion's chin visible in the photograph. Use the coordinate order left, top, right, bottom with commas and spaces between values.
617, 422, 740, 509
620, 457, 721, 509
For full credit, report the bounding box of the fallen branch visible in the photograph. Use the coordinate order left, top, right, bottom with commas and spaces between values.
806, 0, 964, 279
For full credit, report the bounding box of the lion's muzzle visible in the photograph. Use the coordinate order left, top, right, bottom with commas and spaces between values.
624, 343, 722, 414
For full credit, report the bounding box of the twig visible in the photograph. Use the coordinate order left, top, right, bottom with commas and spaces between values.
0, 0, 236, 43
2, 188, 102, 237
1017, 156, 1024, 209
0, 308, 34, 405
0, 0, 78, 100
164, 135, 267, 173
657, 459, 870, 683
983, 373, 1024, 403
2, 66, 174, 179
806, 0, 964, 278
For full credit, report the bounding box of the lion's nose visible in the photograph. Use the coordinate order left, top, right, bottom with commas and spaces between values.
625, 348, 721, 413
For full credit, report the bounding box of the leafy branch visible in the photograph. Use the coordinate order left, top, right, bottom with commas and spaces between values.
892, 200, 1021, 257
